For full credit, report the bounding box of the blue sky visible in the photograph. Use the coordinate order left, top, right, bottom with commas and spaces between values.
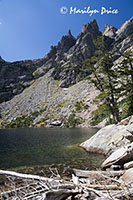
0, 0, 132, 62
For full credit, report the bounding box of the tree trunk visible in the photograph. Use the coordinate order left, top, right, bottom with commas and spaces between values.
106, 98, 120, 124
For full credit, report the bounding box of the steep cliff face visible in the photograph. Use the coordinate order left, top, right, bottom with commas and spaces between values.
0, 18, 133, 127
50, 19, 102, 87
0, 19, 102, 102
115, 17, 133, 41
0, 58, 46, 103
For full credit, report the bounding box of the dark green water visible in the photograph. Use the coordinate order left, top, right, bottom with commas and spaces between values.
0, 128, 104, 173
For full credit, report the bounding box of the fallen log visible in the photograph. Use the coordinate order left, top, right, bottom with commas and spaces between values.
85, 184, 121, 190
0, 170, 55, 182
0, 169, 75, 199
0, 169, 74, 189
73, 169, 125, 178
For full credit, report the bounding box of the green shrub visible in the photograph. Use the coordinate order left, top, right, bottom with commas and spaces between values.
74, 101, 89, 113
119, 97, 133, 120
90, 104, 110, 126
3, 107, 47, 128
65, 113, 84, 128
56, 101, 66, 108
5, 114, 33, 128
75, 101, 83, 112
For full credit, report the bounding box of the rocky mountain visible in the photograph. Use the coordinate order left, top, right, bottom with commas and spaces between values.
0, 18, 133, 128
0, 19, 101, 103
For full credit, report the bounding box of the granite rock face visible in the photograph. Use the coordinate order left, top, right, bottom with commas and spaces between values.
52, 19, 101, 87
80, 115, 133, 155
80, 120, 133, 155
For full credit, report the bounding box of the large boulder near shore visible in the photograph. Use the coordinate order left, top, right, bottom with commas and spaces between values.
101, 143, 133, 169
80, 124, 132, 155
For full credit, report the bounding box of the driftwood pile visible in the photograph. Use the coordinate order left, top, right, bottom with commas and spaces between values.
0, 168, 133, 200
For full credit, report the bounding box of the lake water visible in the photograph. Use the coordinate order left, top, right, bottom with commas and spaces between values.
0, 128, 104, 175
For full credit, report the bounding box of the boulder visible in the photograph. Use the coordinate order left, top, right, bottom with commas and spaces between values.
80, 124, 132, 155
124, 161, 133, 169
120, 168, 133, 184
101, 143, 133, 169
50, 120, 62, 126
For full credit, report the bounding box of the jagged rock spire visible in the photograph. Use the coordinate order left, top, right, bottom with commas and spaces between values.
81, 19, 101, 39
103, 24, 117, 38
68, 29, 72, 37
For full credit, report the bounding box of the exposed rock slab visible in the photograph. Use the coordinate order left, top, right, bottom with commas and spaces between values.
101, 143, 133, 169
80, 124, 132, 155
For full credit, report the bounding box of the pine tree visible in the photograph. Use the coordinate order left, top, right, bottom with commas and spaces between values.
81, 36, 133, 123
82, 36, 120, 123
118, 50, 133, 116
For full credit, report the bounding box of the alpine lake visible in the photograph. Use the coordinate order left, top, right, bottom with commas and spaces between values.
0, 127, 105, 177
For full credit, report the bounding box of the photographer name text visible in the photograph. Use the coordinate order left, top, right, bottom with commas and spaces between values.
60, 6, 119, 16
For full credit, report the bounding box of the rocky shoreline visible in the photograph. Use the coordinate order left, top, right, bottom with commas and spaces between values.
80, 116, 133, 155
0, 116, 133, 199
